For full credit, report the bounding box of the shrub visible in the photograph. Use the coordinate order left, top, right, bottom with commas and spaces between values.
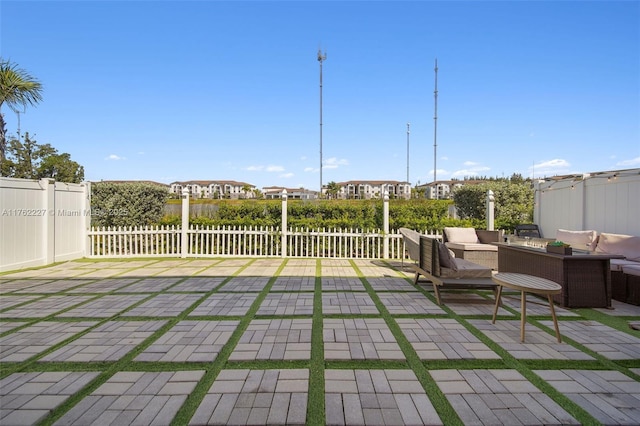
91, 182, 169, 227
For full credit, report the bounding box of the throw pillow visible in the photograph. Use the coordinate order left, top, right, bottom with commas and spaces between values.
438, 242, 458, 271
596, 233, 640, 261
556, 229, 598, 251
444, 227, 479, 244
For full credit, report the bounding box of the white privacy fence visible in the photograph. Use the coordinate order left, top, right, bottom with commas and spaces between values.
534, 168, 640, 237
0, 177, 90, 272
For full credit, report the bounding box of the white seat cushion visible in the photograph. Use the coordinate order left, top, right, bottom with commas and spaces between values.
445, 242, 497, 252
440, 258, 492, 278
610, 259, 640, 271
623, 264, 640, 276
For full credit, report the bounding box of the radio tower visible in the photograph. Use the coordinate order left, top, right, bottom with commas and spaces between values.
433, 58, 438, 199
318, 48, 327, 197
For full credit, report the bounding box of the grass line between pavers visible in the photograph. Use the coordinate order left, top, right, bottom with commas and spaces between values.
306, 258, 326, 426
170, 258, 287, 426
38, 261, 251, 425
380, 259, 610, 426
0, 289, 162, 380
351, 259, 464, 426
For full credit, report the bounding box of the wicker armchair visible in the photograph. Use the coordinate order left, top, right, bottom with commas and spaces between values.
442, 228, 502, 270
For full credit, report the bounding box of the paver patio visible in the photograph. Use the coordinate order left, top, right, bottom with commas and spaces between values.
1, 257, 639, 425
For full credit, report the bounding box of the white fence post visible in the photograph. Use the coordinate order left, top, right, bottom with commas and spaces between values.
181, 188, 189, 258
486, 189, 495, 230
383, 190, 389, 259
42, 178, 55, 264
281, 189, 287, 257
83, 181, 91, 257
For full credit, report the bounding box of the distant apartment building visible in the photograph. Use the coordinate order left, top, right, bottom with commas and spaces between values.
169, 180, 256, 199
330, 180, 411, 200
417, 179, 487, 199
263, 187, 319, 200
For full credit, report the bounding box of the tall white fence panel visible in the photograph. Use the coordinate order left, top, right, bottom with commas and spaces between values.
534, 169, 640, 237
0, 177, 89, 272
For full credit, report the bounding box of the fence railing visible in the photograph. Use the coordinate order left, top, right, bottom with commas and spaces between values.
87, 225, 439, 259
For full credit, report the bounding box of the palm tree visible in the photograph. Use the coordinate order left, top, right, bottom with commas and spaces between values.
0, 59, 43, 164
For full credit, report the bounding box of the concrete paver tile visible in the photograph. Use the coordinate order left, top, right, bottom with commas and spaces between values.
189, 292, 257, 316
0, 321, 97, 362
190, 369, 308, 426
40, 321, 166, 362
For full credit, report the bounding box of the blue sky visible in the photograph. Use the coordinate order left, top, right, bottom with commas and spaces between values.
1, 1, 638, 190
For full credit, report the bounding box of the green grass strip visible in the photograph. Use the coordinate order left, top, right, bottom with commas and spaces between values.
306, 258, 326, 426
170, 258, 288, 426
350, 259, 464, 426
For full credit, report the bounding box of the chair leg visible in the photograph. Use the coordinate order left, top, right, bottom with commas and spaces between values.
432, 283, 442, 305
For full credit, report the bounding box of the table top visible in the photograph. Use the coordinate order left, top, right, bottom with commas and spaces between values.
493, 242, 625, 260
492, 272, 562, 294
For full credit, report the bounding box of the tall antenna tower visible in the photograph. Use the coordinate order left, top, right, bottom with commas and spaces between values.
433, 58, 438, 199
318, 48, 327, 196
406, 122, 410, 184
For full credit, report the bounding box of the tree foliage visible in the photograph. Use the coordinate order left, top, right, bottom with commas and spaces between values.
0, 133, 84, 183
452, 180, 534, 230
0, 59, 43, 164
91, 182, 169, 227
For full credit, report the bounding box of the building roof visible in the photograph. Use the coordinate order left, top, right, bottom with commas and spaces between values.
94, 180, 169, 187
170, 180, 254, 187
336, 180, 409, 186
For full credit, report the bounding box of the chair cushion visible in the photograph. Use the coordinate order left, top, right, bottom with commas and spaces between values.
610, 259, 640, 271
596, 233, 640, 261
440, 258, 492, 278
556, 229, 598, 250
438, 242, 457, 271
445, 242, 497, 252
623, 264, 640, 277
444, 227, 479, 244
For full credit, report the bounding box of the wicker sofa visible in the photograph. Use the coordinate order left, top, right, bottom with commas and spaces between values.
442, 227, 503, 270
592, 232, 640, 305
554, 229, 640, 305
399, 228, 499, 305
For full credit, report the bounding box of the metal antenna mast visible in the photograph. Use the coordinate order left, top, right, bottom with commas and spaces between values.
406, 122, 410, 184
318, 48, 327, 197
433, 58, 438, 199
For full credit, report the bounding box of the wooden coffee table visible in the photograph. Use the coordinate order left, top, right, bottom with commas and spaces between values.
491, 272, 562, 343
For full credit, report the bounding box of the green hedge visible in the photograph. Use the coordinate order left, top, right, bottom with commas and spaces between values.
158, 199, 481, 232
91, 182, 169, 227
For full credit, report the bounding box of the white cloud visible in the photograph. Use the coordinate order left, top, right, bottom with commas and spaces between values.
279, 172, 294, 178
300, 156, 307, 161
451, 166, 490, 178
304, 167, 316, 173
529, 159, 571, 177
463, 161, 478, 166
534, 159, 570, 169
246, 164, 286, 173
266, 165, 285, 172
105, 154, 125, 161
616, 156, 640, 167
323, 157, 349, 169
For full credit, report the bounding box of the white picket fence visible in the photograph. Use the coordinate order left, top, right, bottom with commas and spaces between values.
87, 225, 433, 259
